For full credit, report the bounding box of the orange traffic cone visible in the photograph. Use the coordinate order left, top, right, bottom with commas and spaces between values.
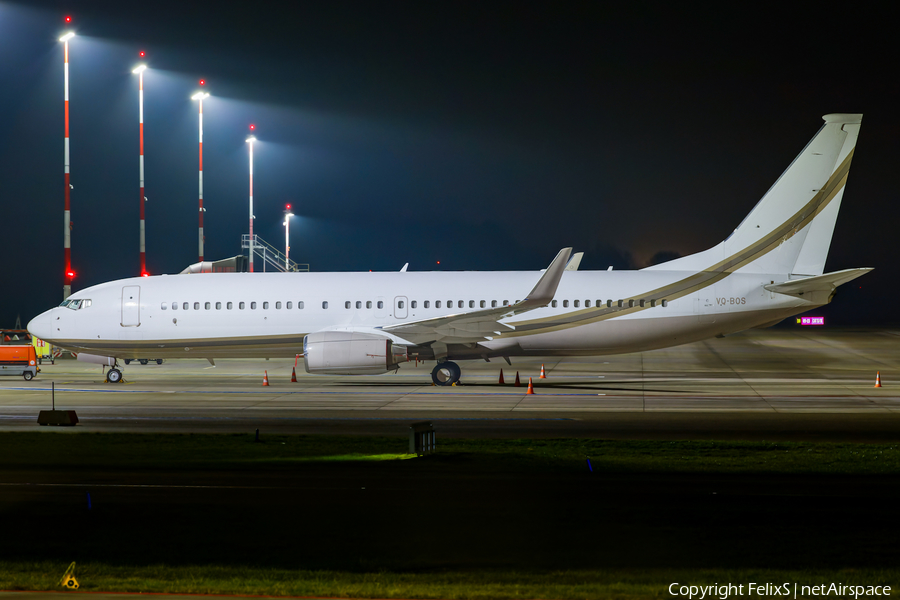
291, 367, 298, 382
539, 364, 547, 379
498, 369, 505, 384
875, 371, 882, 388
526, 377, 535, 394
514, 371, 521, 387
263, 370, 270, 386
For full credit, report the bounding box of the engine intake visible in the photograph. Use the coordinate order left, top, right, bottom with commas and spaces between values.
303, 331, 408, 375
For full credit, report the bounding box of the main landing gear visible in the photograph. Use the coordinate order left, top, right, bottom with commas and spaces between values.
431, 361, 461, 386
106, 367, 123, 383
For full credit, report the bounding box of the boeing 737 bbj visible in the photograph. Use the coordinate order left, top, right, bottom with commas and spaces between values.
28, 114, 871, 385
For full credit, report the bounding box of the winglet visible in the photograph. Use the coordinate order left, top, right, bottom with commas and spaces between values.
565, 252, 584, 271
519, 247, 572, 309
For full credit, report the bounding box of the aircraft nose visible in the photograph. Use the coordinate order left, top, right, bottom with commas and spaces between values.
27, 310, 55, 342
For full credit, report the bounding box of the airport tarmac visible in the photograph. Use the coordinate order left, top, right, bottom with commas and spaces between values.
1, 328, 898, 440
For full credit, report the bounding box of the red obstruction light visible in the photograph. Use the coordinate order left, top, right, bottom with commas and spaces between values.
139, 50, 146, 57
199, 79, 205, 86
286, 204, 291, 210
65, 15, 72, 23
141, 271, 150, 278
249, 124, 256, 130
66, 270, 75, 279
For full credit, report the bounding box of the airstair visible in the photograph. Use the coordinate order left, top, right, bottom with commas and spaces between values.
241, 234, 309, 272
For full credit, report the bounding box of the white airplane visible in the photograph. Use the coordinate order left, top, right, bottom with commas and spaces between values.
28, 114, 871, 385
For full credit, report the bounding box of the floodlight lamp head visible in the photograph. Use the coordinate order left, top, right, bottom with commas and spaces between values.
132, 65, 147, 74
246, 135, 256, 143
191, 92, 209, 100
59, 32, 75, 42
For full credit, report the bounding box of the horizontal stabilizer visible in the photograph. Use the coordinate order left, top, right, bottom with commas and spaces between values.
764, 268, 872, 297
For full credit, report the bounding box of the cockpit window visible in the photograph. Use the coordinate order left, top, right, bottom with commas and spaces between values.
60, 298, 91, 310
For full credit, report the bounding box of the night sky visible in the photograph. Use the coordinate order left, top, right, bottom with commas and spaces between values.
1, 2, 897, 328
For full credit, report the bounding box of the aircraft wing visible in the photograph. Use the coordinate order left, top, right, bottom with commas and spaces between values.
764, 268, 873, 297
381, 247, 572, 344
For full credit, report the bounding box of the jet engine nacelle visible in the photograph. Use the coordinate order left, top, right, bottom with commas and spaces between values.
76, 353, 117, 367
303, 331, 408, 375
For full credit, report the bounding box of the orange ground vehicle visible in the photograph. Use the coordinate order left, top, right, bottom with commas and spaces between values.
0, 345, 39, 380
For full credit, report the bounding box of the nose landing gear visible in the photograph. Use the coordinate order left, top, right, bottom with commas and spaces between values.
431, 361, 461, 386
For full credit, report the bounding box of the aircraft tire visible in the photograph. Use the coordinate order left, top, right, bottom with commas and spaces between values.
139, 359, 149, 365
106, 368, 122, 384
431, 361, 461, 386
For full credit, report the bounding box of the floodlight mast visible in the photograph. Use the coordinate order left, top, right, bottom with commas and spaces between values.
60, 28, 75, 299
283, 206, 294, 270
133, 64, 148, 276
246, 134, 256, 272
191, 89, 209, 262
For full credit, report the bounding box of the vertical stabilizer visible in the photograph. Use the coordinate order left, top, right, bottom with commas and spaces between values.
645, 114, 862, 275
727, 114, 862, 275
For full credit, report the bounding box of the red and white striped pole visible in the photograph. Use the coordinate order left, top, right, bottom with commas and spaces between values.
246, 126, 256, 273
133, 61, 148, 276
192, 84, 208, 262
60, 26, 75, 300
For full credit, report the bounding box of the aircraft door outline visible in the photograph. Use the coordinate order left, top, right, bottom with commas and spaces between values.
121, 286, 141, 327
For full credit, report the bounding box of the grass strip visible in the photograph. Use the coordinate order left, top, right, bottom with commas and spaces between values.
2, 562, 898, 599
1, 432, 899, 475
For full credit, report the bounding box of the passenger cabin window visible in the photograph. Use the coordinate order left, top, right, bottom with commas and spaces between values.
251, 302, 257, 310
286, 302, 292, 309
172, 302, 178, 310
411, 301, 417, 309
205, 302, 211, 310
183, 302, 189, 310
607, 300, 613, 308
563, 300, 569, 308
356, 301, 362, 309
458, 300, 464, 308
398, 301, 405, 309
574, 300, 580, 308
424, 301, 430, 308
447, 300, 452, 308
216, 302, 222, 310
552, 300, 558, 308
262, 302, 268, 309
436, 301, 441, 308
239, 302, 245, 310
227, 302, 233, 310
662, 299, 668, 307
366, 301, 372, 309
469, 300, 475, 308
193, 302, 200, 310
161, 303, 167, 310
322, 301, 329, 309
345, 301, 351, 309
298, 301, 304, 309
480, 300, 486, 308
585, 300, 591, 307
276, 301, 282, 309
491, 300, 497, 308
503, 300, 509, 306
377, 301, 383, 309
